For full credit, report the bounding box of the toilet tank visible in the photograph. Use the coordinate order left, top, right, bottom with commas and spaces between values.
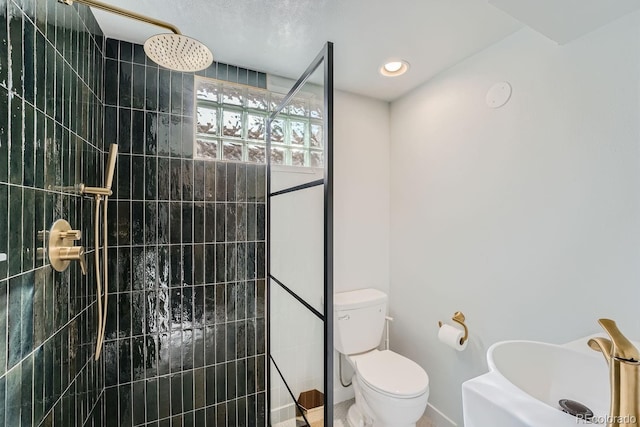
334, 288, 387, 355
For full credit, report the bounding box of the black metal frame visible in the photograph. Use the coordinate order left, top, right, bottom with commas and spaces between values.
266, 41, 334, 426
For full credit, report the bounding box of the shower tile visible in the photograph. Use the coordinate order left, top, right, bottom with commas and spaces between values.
132, 43, 145, 65
145, 112, 158, 156
193, 327, 205, 368
146, 378, 159, 422
204, 162, 216, 202
132, 336, 145, 379
256, 242, 265, 278
104, 105, 118, 146
202, 203, 213, 243
246, 319, 256, 357
170, 203, 181, 244
182, 203, 194, 243
10, 98, 23, 186
105, 38, 118, 59
182, 370, 194, 412
132, 109, 145, 154
157, 158, 170, 201
215, 203, 225, 243
119, 107, 132, 153
158, 69, 170, 114
132, 201, 145, 245
157, 113, 170, 156
23, 103, 34, 187
132, 64, 145, 110
118, 293, 132, 338
8, 276, 22, 369
118, 338, 132, 384
169, 115, 182, 157
21, 353, 33, 426
182, 160, 193, 201
180, 74, 195, 113
34, 115, 45, 189
193, 203, 205, 244
132, 291, 145, 334
226, 243, 237, 282
6, 361, 21, 426
133, 380, 146, 425
183, 245, 193, 286
226, 321, 237, 361
215, 244, 225, 283
104, 58, 119, 106
145, 67, 158, 111
204, 244, 216, 284
145, 156, 157, 200
158, 376, 170, 419
119, 60, 132, 108
182, 116, 194, 158
171, 373, 183, 415
145, 202, 157, 245
117, 154, 131, 200
9, 3, 24, 99
169, 159, 182, 201
170, 72, 183, 116
193, 244, 204, 285
119, 381, 133, 426
20, 272, 34, 358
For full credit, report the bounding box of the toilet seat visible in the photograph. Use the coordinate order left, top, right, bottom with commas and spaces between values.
352, 350, 429, 398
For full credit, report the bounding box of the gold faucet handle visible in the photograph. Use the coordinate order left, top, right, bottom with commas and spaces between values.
58, 247, 87, 275
597, 318, 640, 362
58, 230, 82, 240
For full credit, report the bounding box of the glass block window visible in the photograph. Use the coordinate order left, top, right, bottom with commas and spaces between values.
195, 77, 324, 166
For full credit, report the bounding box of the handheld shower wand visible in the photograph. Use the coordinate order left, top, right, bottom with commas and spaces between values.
81, 143, 118, 360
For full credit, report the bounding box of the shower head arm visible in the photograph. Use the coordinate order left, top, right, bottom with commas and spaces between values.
59, 0, 182, 35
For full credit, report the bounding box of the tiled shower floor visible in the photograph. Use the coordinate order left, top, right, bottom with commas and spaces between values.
273, 399, 435, 427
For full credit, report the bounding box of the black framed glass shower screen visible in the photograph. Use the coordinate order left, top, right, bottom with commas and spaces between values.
266, 42, 334, 427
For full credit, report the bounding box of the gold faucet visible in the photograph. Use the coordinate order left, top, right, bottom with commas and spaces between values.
588, 319, 640, 427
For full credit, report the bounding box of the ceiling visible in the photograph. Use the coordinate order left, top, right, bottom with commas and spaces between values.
89, 0, 640, 102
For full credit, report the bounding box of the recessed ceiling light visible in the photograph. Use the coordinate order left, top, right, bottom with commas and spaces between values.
380, 60, 409, 77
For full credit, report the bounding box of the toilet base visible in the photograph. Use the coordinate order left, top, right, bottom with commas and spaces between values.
347, 404, 366, 427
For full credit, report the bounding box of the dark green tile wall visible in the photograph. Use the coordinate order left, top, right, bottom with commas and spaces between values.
0, 0, 105, 426
102, 39, 268, 427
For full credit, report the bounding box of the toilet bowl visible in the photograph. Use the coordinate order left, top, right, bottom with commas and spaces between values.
334, 289, 430, 427
349, 349, 429, 427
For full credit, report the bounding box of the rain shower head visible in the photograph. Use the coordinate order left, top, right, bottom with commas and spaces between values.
144, 34, 213, 73
105, 144, 118, 191
58, 0, 213, 72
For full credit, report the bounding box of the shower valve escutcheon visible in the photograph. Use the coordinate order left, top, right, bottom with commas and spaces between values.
48, 219, 87, 275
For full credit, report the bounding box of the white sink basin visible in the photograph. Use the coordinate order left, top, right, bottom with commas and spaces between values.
463, 340, 610, 426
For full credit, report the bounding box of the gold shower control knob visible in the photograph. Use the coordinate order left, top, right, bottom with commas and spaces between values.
58, 247, 87, 275
48, 219, 86, 274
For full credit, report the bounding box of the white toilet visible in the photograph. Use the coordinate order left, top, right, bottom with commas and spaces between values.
334, 288, 429, 427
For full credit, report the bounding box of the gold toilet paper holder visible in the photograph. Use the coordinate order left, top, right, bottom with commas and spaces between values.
438, 311, 469, 344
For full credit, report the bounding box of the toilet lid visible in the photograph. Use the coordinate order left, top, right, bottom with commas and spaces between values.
355, 350, 429, 398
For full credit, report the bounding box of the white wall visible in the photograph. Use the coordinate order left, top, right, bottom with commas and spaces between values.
333, 90, 390, 403
389, 12, 640, 426
334, 90, 391, 294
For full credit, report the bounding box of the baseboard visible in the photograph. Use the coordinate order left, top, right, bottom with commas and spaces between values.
425, 403, 458, 427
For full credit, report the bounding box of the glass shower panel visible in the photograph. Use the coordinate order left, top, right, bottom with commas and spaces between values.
267, 42, 333, 427
270, 183, 324, 313
270, 282, 324, 426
